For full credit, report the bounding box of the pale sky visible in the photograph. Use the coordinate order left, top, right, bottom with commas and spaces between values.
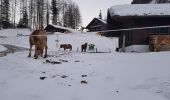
74, 0, 133, 27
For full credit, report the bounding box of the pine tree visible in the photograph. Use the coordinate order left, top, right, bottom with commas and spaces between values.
18, 0, 28, 28
99, 10, 102, 19
1, 0, 11, 28
36, 0, 44, 29
0, 0, 2, 29
13, 0, 17, 28
46, 1, 50, 26
74, 4, 82, 29
51, 0, 58, 25
28, 0, 34, 29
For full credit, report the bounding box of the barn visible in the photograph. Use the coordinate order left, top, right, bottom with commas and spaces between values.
85, 17, 107, 32
107, 4, 170, 52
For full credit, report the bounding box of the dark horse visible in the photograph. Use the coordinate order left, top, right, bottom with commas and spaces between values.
59, 44, 72, 51
81, 43, 88, 52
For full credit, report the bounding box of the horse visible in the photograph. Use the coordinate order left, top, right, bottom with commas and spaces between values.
81, 43, 88, 52
28, 30, 48, 59
153, 36, 170, 52
59, 44, 72, 51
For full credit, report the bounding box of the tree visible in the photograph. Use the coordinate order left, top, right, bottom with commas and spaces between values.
74, 4, 82, 29
36, 0, 44, 29
1, 0, 11, 28
18, 0, 28, 28
46, 0, 50, 26
28, 0, 34, 29
98, 10, 102, 19
0, 0, 2, 29
51, 0, 58, 25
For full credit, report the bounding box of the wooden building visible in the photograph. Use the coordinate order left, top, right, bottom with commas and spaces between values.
86, 18, 107, 32
107, 4, 170, 52
45, 24, 75, 33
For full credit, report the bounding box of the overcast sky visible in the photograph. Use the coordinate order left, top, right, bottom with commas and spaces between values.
74, 0, 133, 27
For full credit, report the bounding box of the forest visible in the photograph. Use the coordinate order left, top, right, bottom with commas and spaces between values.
0, 0, 82, 30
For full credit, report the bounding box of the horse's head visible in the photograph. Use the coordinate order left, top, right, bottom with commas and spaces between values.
60, 44, 66, 48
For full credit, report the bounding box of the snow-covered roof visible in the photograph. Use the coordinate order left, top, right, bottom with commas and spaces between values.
48, 24, 78, 33
97, 18, 107, 24
86, 18, 106, 29
109, 4, 170, 17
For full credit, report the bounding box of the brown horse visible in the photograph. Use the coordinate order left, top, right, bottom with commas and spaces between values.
28, 30, 48, 59
59, 44, 72, 51
153, 36, 170, 52
81, 43, 88, 52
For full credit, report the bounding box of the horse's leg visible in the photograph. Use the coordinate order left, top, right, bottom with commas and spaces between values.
70, 47, 72, 51
154, 44, 159, 52
157, 45, 160, 52
34, 45, 38, 59
81, 46, 83, 52
44, 44, 48, 58
40, 48, 43, 57
28, 44, 32, 57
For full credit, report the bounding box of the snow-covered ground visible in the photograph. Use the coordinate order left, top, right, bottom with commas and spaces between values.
0, 45, 6, 52
0, 29, 170, 100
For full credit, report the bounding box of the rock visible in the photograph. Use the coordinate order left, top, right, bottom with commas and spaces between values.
81, 75, 87, 78
40, 76, 47, 80
61, 75, 68, 78
81, 80, 88, 84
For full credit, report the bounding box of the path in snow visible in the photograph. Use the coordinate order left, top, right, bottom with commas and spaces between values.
0, 44, 27, 57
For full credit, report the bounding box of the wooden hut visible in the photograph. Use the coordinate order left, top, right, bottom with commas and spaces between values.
45, 24, 75, 33
107, 4, 170, 52
86, 18, 107, 32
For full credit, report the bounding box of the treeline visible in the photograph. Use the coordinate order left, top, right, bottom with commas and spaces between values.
0, 0, 82, 29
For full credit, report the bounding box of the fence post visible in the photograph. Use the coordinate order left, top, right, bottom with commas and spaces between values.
109, 48, 111, 53
12, 49, 14, 53
77, 48, 79, 52
96, 48, 97, 53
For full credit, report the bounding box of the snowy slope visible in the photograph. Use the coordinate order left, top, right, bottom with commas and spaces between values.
0, 45, 6, 52
0, 29, 117, 52
0, 29, 170, 100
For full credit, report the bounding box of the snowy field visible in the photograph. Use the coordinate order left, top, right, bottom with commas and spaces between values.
1, 29, 170, 100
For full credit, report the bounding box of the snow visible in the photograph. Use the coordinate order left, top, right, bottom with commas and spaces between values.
109, 4, 170, 17
150, 0, 157, 3
1, 29, 170, 100
0, 45, 6, 52
97, 18, 107, 24
49, 24, 79, 33
125, 45, 150, 52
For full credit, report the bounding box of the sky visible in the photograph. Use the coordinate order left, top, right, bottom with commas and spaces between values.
74, 0, 133, 27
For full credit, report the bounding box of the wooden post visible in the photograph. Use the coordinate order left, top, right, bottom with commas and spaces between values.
109, 48, 111, 53
12, 50, 14, 53
121, 34, 126, 52
96, 48, 97, 53
77, 48, 79, 52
